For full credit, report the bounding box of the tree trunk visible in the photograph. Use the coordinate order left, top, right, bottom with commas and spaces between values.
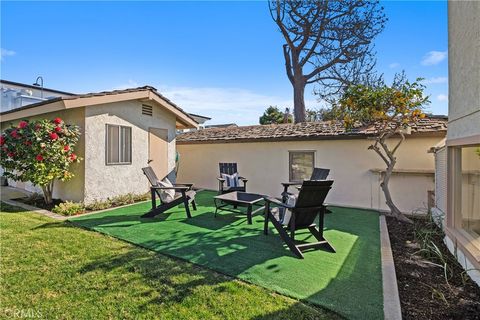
381, 160, 412, 223
292, 79, 306, 123
41, 181, 54, 205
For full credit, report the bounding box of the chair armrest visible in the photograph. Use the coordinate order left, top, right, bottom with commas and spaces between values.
281, 182, 301, 187
151, 186, 189, 191
217, 177, 226, 182
239, 177, 248, 182
174, 183, 194, 190
264, 196, 295, 209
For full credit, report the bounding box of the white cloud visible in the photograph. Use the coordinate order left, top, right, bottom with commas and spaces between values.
389, 62, 400, 69
158, 86, 317, 126
421, 51, 447, 66
437, 94, 448, 102
424, 76, 448, 84
0, 48, 16, 61
113, 79, 139, 90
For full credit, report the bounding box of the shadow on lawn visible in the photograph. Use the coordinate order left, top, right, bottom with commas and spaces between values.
69, 192, 381, 319
77, 240, 338, 319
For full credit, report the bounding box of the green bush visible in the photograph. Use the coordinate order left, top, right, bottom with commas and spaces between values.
85, 192, 150, 211
110, 193, 135, 206
133, 192, 150, 202
52, 201, 85, 216
85, 199, 112, 211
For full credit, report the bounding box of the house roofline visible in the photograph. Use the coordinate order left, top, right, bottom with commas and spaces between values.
0, 79, 75, 96
0, 86, 198, 129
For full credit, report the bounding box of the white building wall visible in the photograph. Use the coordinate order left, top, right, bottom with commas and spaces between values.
447, 1, 480, 141
83, 100, 177, 204
177, 136, 443, 214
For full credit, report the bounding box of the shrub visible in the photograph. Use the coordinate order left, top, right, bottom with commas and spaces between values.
133, 192, 150, 202
52, 201, 85, 216
110, 193, 136, 206
85, 199, 112, 211
84, 192, 150, 211
0, 118, 82, 204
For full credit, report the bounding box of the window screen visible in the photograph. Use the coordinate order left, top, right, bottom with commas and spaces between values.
289, 151, 315, 182
106, 124, 132, 164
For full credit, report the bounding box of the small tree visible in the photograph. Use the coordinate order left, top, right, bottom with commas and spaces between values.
0, 118, 82, 204
334, 77, 429, 222
259, 106, 292, 124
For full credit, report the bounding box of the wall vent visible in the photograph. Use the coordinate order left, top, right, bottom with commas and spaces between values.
142, 104, 153, 116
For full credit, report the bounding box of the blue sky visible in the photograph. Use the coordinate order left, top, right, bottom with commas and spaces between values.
1, 1, 448, 125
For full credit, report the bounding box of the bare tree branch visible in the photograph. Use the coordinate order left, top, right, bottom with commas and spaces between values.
270, 0, 386, 122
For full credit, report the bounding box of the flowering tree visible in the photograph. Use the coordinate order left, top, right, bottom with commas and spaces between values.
335, 76, 429, 222
0, 118, 82, 204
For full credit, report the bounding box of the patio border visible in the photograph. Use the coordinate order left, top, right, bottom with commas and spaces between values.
380, 215, 402, 320
1, 198, 150, 221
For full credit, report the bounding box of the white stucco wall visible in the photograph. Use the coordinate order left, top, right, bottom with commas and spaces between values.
83, 100, 177, 203
448, 1, 480, 141
177, 136, 444, 214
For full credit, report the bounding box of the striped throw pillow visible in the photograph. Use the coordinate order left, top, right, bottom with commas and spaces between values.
221, 173, 239, 187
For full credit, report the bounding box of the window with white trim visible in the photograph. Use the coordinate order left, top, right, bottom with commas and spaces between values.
106, 124, 132, 165
289, 151, 315, 182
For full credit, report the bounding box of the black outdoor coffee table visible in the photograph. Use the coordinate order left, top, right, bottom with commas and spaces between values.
213, 192, 265, 224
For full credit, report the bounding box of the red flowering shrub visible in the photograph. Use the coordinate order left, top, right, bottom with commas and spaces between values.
0, 118, 82, 204
49, 132, 59, 140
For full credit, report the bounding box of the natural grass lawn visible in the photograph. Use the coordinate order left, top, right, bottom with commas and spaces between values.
0, 202, 340, 320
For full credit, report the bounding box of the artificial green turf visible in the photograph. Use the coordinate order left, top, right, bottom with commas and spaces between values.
71, 191, 383, 320
1, 202, 338, 320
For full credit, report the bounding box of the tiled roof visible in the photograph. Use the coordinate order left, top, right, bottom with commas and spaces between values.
177, 116, 448, 144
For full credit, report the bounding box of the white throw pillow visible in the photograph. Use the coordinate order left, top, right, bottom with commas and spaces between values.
157, 178, 175, 203
281, 194, 297, 226
221, 173, 239, 187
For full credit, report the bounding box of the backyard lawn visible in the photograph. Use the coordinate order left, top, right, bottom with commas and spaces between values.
70, 191, 383, 320
0, 202, 338, 320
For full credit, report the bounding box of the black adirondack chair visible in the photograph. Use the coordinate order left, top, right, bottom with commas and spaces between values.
218, 163, 248, 194
141, 166, 197, 218
281, 167, 330, 201
264, 180, 335, 259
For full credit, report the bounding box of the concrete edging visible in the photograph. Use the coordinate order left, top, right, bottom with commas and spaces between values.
2, 199, 68, 220
380, 215, 402, 320
2, 198, 151, 221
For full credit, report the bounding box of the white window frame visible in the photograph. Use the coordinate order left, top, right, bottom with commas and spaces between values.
105, 124, 132, 165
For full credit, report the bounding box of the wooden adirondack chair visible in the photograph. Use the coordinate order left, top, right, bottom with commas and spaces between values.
281, 167, 330, 200
218, 163, 248, 194
264, 180, 335, 259
141, 166, 197, 218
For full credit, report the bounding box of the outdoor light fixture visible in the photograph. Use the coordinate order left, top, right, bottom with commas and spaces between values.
32, 76, 44, 98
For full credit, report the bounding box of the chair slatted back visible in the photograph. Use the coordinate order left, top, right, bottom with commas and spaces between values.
219, 163, 238, 175
311, 168, 330, 180
142, 166, 160, 186
292, 180, 333, 228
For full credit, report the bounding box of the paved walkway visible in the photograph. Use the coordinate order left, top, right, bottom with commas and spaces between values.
0, 186, 31, 201
0, 186, 67, 220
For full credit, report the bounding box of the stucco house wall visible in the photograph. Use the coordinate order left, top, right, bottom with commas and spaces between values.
441, 0, 480, 286
447, 1, 480, 142
177, 136, 442, 213
83, 100, 177, 203
0, 108, 86, 202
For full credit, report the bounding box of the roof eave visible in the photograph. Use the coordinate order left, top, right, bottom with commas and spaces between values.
176, 130, 447, 145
